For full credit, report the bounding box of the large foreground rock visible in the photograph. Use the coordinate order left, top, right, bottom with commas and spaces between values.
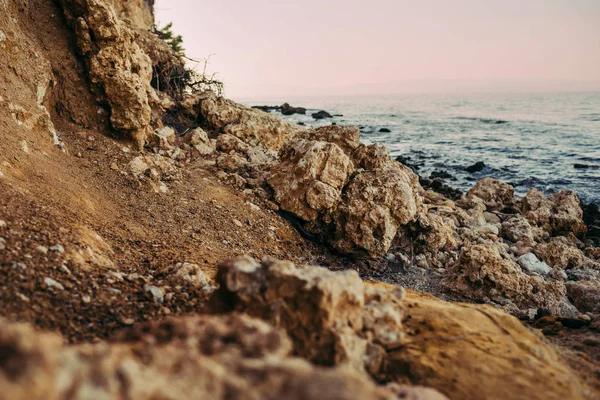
217, 256, 593, 400
0, 315, 405, 400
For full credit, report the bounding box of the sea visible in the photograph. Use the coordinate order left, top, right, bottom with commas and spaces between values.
244, 92, 600, 205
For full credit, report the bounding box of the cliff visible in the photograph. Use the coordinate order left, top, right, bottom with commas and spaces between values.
0, 0, 599, 398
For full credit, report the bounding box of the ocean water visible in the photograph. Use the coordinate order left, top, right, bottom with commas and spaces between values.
246, 92, 600, 205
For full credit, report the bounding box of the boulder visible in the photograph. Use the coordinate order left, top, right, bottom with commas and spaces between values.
184, 127, 215, 156
216, 153, 247, 173
332, 166, 421, 257
566, 280, 600, 313
199, 94, 304, 152
268, 140, 354, 222
466, 178, 515, 212
502, 215, 543, 246
444, 242, 567, 314
465, 161, 486, 173
533, 237, 585, 269
305, 125, 361, 156
521, 188, 587, 236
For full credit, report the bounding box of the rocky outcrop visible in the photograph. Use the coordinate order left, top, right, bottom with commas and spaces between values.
58, 0, 156, 147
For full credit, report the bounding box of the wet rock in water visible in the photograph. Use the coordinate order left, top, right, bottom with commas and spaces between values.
517, 253, 552, 275
574, 163, 598, 169
444, 242, 567, 314
467, 177, 515, 212
332, 166, 421, 257
281, 103, 307, 116
312, 110, 332, 120
268, 140, 354, 222
429, 170, 454, 180
58, 0, 155, 148
379, 128, 391, 133
395, 155, 422, 171
251, 105, 281, 112
566, 280, 600, 313
465, 161, 486, 173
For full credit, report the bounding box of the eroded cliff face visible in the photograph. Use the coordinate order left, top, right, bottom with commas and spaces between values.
1, 0, 599, 398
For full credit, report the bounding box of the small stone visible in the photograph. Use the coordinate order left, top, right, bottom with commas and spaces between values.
517, 253, 552, 275
222, 240, 229, 245
82, 295, 91, 303
36, 245, 48, 254
110, 163, 119, 170
119, 316, 135, 325
76, 152, 83, 158
233, 219, 243, 228
0, 220, 7, 228
44, 277, 64, 291
60, 264, 71, 275
246, 202, 261, 212
21, 140, 30, 153
12, 262, 27, 272
144, 284, 164, 303
107, 288, 122, 294
122, 146, 131, 153
49, 244, 65, 253
16, 293, 30, 302
0, 240, 5, 250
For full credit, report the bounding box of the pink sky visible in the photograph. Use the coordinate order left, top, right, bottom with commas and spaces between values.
155, 0, 600, 99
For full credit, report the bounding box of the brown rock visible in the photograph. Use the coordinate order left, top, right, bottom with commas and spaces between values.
58, 0, 155, 148
466, 178, 515, 212
387, 290, 591, 400
521, 188, 587, 236
199, 94, 304, 152
566, 280, 600, 313
305, 125, 361, 156
444, 242, 567, 313
534, 237, 585, 269
268, 140, 354, 222
216, 153, 247, 173
332, 166, 421, 257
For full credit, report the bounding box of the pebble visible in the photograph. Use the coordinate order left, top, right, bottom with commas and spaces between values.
36, 245, 48, 254
122, 146, 131, 153
0, 220, 6, 228
110, 163, 119, 170
475, 224, 499, 236
16, 293, 30, 302
82, 295, 91, 303
50, 244, 65, 253
233, 219, 243, 228
144, 284, 164, 303
0, 238, 5, 250
60, 264, 71, 275
107, 288, 122, 294
44, 277, 64, 291
12, 262, 27, 272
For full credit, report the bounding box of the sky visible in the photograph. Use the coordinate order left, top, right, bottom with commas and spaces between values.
155, 0, 600, 100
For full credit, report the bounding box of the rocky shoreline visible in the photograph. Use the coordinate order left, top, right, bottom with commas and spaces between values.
0, 0, 599, 398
